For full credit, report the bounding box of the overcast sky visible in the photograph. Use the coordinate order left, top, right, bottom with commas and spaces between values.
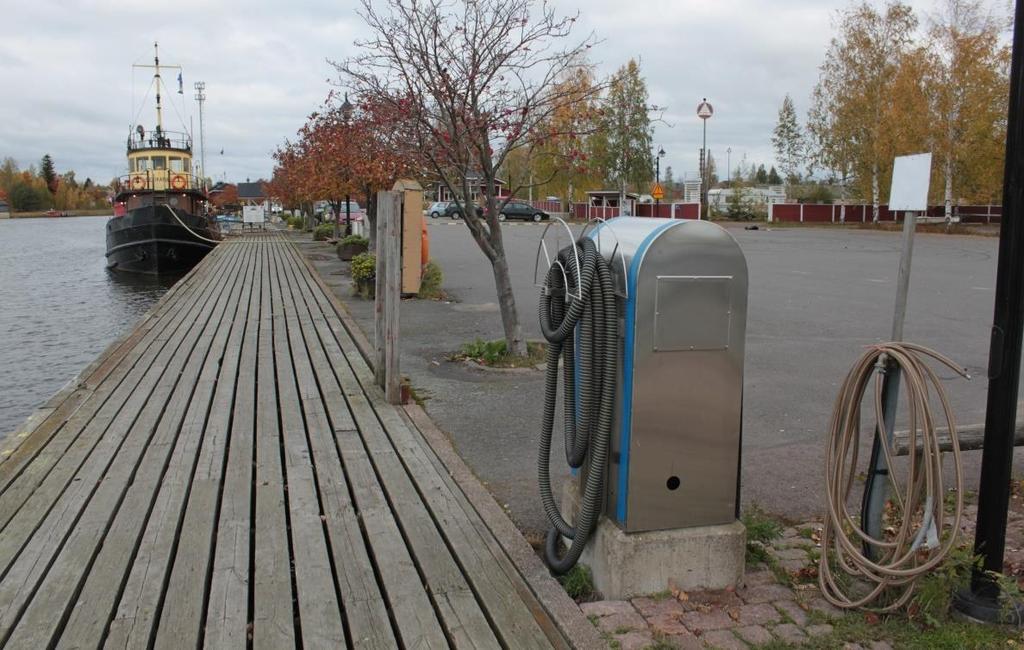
0, 0, 950, 187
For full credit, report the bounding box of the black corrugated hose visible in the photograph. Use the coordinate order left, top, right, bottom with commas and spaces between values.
537, 236, 618, 574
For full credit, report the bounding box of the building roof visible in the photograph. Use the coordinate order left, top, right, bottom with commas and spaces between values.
237, 182, 266, 199
586, 190, 640, 199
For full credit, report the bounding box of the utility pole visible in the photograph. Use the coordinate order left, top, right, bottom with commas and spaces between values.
194, 81, 207, 193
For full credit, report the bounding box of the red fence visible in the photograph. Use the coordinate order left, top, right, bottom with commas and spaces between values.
768, 203, 1002, 224
571, 202, 701, 221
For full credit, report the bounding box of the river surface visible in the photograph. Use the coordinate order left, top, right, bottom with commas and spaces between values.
0, 217, 175, 438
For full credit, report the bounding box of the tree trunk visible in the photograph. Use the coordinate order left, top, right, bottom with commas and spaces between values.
944, 153, 954, 224
491, 253, 525, 356
871, 162, 879, 223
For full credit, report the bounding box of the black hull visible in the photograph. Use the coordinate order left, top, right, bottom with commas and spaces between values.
106, 205, 217, 275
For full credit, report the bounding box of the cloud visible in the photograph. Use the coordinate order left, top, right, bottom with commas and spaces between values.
0, 0, 949, 185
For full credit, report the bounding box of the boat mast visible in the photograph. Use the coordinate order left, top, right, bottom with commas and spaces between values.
133, 42, 180, 137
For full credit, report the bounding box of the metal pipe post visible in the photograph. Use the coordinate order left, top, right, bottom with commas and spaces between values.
954, 0, 1024, 621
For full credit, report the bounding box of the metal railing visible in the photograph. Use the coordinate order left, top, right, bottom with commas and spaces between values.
127, 130, 192, 152
118, 171, 202, 193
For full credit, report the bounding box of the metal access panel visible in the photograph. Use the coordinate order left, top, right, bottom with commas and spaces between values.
588, 217, 748, 533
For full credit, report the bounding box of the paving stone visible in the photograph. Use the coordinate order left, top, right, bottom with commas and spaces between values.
781, 527, 799, 538
780, 558, 810, 572
773, 623, 807, 644
633, 596, 687, 619
772, 537, 814, 550
806, 623, 834, 637
805, 596, 845, 619
842, 644, 867, 650
700, 629, 746, 650
742, 569, 777, 587
679, 608, 737, 632
688, 589, 742, 608
736, 602, 781, 626
772, 600, 808, 626
646, 613, 689, 636
596, 611, 648, 634
869, 642, 894, 650
614, 630, 654, 650
734, 625, 773, 645
770, 547, 811, 561
738, 583, 795, 604
580, 600, 636, 618
666, 632, 705, 650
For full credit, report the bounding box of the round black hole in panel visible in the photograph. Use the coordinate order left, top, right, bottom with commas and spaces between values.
666, 476, 681, 491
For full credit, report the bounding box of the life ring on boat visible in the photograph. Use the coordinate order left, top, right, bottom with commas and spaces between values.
131, 175, 144, 190
171, 174, 187, 190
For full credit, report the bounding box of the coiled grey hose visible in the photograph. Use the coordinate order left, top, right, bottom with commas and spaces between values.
538, 237, 617, 574
820, 342, 968, 610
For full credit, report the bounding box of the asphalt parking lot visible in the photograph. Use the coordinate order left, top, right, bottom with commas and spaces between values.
304, 219, 1019, 535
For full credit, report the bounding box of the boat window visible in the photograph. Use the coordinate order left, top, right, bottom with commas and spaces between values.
152, 156, 167, 170
135, 158, 152, 171
169, 157, 184, 172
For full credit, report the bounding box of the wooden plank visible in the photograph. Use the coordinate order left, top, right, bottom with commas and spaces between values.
279, 244, 498, 649
98, 243, 254, 650
251, 241, 296, 650
275, 245, 405, 649
288, 243, 553, 648
0, 245, 233, 524
265, 240, 346, 648
202, 242, 263, 649
0, 242, 250, 646
42, 243, 256, 649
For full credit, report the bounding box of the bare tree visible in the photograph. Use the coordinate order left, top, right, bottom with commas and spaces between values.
334, 0, 598, 356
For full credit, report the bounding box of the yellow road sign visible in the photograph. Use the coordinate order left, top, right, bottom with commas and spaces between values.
652, 183, 665, 200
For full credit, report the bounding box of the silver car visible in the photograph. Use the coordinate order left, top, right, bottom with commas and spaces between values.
426, 201, 451, 218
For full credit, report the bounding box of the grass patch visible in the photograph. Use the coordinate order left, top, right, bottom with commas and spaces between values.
418, 261, 444, 299
783, 609, 1022, 649
742, 504, 783, 566
453, 338, 547, 368
558, 564, 595, 602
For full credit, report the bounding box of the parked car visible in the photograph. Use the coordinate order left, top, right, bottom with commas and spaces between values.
425, 201, 451, 218
443, 202, 483, 219
499, 201, 549, 222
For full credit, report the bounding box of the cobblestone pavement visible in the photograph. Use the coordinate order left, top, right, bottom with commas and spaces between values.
581, 522, 889, 649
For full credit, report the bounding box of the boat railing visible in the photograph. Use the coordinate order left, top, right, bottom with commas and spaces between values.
127, 130, 192, 152
118, 171, 204, 194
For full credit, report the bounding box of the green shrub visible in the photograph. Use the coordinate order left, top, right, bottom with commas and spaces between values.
350, 252, 376, 283
418, 261, 443, 299
461, 338, 509, 365
339, 234, 369, 247
313, 223, 335, 241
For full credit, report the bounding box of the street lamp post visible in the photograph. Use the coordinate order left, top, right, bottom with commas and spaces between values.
697, 98, 713, 217
726, 147, 732, 184
340, 92, 354, 238
655, 146, 665, 210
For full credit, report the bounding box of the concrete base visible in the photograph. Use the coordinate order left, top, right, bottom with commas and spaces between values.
562, 480, 746, 600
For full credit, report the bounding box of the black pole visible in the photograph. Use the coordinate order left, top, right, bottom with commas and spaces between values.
655, 155, 661, 211
345, 193, 352, 236
955, 0, 1024, 622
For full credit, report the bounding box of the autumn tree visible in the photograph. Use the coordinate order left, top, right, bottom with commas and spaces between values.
772, 94, 805, 184
808, 1, 917, 221
335, 0, 598, 356
592, 59, 654, 208
926, 0, 1010, 215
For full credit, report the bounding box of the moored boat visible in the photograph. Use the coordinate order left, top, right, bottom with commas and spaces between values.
107, 43, 218, 275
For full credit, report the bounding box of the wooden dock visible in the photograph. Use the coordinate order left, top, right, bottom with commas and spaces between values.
0, 234, 569, 649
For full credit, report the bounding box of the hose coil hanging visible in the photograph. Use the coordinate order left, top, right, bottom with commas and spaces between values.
537, 236, 617, 574
820, 342, 968, 610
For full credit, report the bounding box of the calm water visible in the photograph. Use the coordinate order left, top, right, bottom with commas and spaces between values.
0, 217, 175, 437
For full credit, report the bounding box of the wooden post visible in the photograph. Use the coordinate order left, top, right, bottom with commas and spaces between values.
373, 191, 390, 388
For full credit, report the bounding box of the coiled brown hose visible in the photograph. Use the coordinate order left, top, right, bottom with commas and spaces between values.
819, 342, 969, 610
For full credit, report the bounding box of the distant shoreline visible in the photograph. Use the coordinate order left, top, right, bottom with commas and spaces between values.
7, 209, 112, 219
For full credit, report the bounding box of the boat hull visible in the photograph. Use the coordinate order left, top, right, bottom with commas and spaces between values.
106, 205, 217, 275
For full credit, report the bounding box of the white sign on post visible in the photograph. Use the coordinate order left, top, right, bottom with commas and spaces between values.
888, 153, 932, 211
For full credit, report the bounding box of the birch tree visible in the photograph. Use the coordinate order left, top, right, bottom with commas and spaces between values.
334, 0, 598, 356
808, 1, 917, 221
591, 59, 654, 209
